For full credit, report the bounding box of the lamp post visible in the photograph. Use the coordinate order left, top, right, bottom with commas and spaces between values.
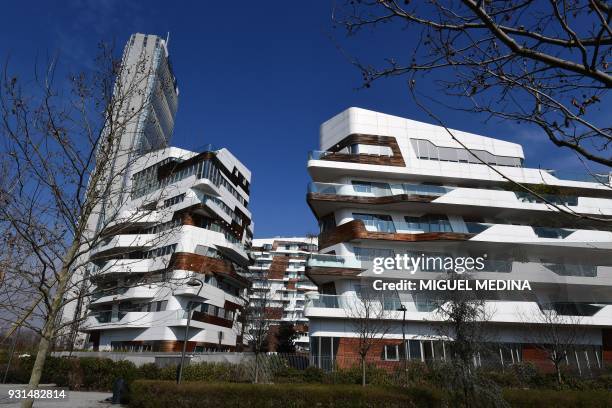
397, 304, 407, 385
177, 277, 204, 385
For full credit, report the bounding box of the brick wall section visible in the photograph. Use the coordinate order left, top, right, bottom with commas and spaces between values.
334, 337, 405, 370
318, 219, 473, 249
602, 329, 612, 364
521, 344, 555, 371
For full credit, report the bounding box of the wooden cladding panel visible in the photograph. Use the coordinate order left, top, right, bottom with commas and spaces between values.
224, 300, 243, 312
286, 279, 298, 290
268, 256, 289, 279
192, 311, 234, 328
318, 219, 473, 249
158, 340, 197, 353
170, 252, 250, 287
321, 133, 405, 167
265, 307, 283, 320
158, 340, 237, 352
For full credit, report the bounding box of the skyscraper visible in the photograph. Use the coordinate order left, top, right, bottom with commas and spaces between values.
59, 33, 179, 348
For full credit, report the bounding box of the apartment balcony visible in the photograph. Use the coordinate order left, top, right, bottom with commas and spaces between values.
305, 254, 364, 286
318, 219, 474, 249
90, 234, 157, 258
472, 224, 612, 248
192, 177, 222, 197
96, 256, 171, 276
309, 181, 450, 199
319, 218, 611, 250
82, 309, 211, 331
308, 148, 610, 193
307, 253, 362, 269
303, 294, 612, 325
102, 210, 162, 233
89, 285, 159, 305
308, 182, 612, 219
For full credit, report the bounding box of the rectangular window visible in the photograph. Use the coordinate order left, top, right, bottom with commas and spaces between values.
352, 181, 372, 193
408, 340, 422, 361
163, 193, 185, 208
383, 344, 399, 361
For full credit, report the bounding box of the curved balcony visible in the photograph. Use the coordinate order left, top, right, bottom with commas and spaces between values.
95, 256, 171, 276
309, 181, 450, 198
90, 234, 157, 258
82, 309, 211, 331
103, 210, 162, 232
89, 285, 160, 305
304, 294, 612, 325
309, 182, 612, 218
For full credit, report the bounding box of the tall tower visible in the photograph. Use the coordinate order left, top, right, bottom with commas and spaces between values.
58, 33, 179, 349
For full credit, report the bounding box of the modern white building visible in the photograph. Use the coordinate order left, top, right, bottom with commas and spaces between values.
60, 33, 180, 348
245, 238, 318, 350
305, 107, 612, 371
81, 145, 253, 352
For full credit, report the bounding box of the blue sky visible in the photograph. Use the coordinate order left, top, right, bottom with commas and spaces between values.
1, 1, 601, 238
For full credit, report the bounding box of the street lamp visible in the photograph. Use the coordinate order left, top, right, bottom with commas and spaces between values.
177, 277, 204, 385
397, 304, 408, 384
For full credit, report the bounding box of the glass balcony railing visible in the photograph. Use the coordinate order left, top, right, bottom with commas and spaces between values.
515, 191, 578, 206
93, 311, 113, 323
308, 182, 451, 198
90, 286, 129, 301
358, 219, 491, 235
537, 169, 611, 184
306, 294, 428, 311
307, 254, 362, 269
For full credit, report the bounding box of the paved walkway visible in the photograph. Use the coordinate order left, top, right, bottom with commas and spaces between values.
0, 384, 120, 407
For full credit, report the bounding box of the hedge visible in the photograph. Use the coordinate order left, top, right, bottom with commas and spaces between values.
503, 389, 612, 408
129, 381, 445, 408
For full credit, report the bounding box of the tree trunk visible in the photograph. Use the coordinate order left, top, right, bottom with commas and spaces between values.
361, 356, 366, 387
254, 352, 259, 384
21, 243, 77, 408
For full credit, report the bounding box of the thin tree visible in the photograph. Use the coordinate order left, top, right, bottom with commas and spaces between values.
432, 272, 505, 407
242, 265, 274, 383
524, 307, 585, 385
344, 284, 390, 386
335, 0, 612, 168
0, 42, 176, 407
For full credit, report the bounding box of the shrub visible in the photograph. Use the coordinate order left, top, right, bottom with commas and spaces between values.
302, 366, 325, 383
503, 388, 612, 407
129, 381, 445, 408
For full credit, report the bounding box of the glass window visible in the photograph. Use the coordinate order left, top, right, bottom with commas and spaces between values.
353, 213, 395, 233
408, 340, 422, 361
383, 344, 399, 361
